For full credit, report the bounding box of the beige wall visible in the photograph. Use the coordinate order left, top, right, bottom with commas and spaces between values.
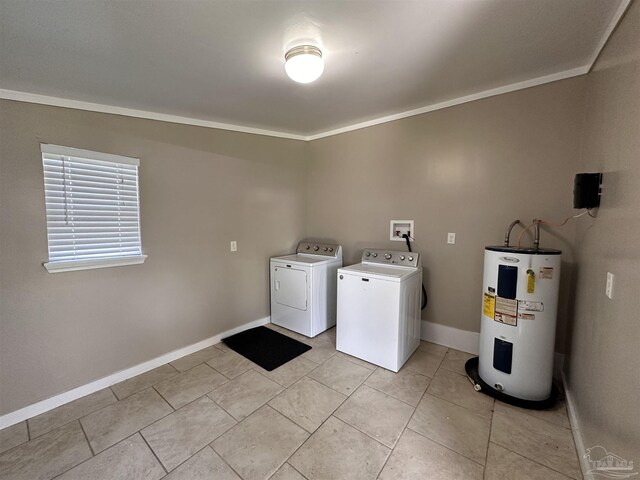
306, 78, 586, 345
2, 19, 637, 464
0, 100, 307, 415
566, 0, 640, 463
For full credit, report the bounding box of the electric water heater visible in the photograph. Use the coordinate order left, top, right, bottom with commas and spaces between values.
477, 245, 561, 403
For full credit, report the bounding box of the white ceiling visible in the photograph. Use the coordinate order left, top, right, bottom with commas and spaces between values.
0, 0, 628, 139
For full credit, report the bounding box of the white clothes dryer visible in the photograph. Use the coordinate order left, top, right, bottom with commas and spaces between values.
270, 241, 342, 338
336, 249, 422, 372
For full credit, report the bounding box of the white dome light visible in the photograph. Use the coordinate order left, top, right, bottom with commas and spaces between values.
285, 45, 324, 83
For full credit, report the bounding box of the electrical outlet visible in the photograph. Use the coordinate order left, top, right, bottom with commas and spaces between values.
447, 233, 456, 244
605, 272, 614, 298
230, 241, 237, 252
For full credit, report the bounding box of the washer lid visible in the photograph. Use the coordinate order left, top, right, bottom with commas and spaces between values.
338, 263, 421, 282
271, 254, 336, 266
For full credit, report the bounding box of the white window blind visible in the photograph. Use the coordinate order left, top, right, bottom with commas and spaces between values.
41, 144, 146, 273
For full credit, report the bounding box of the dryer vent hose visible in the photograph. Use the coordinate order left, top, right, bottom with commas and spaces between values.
402, 234, 428, 310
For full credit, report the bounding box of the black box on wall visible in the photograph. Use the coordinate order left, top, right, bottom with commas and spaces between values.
573, 173, 602, 209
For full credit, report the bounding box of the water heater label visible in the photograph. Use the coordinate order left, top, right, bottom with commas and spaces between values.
495, 312, 517, 326
483, 293, 495, 318
518, 300, 544, 312
495, 297, 518, 326
539, 267, 554, 279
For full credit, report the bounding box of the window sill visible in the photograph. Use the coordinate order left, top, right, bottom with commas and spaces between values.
43, 255, 147, 273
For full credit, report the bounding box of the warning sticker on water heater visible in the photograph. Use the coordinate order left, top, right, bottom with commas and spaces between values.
483, 293, 495, 318
494, 297, 518, 326
518, 300, 544, 312
495, 312, 517, 326
539, 267, 554, 279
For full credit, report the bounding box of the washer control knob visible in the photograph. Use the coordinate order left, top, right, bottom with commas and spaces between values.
364, 251, 370, 257
400, 255, 406, 261
372, 252, 378, 258
384, 253, 392, 260
329, 247, 333, 252
305, 245, 310, 250
323, 247, 328, 251
408, 256, 414, 261
314, 245, 319, 251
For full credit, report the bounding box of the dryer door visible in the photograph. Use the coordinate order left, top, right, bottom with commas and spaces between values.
273, 266, 308, 311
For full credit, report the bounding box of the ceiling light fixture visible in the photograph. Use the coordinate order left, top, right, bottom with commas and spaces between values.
284, 45, 324, 83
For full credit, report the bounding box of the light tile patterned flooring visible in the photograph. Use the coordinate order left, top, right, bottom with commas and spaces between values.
0, 324, 583, 479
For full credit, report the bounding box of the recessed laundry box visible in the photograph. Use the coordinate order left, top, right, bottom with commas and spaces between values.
270, 242, 342, 338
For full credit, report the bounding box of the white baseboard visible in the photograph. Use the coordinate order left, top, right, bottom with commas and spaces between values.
0, 316, 270, 430
420, 320, 480, 355
561, 369, 591, 480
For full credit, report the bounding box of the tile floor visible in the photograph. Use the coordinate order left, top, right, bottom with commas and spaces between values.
0, 324, 583, 479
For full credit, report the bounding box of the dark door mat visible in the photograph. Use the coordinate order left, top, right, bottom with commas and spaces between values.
222, 326, 312, 371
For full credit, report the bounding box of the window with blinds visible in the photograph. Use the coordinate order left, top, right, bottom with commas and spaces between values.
41, 144, 146, 273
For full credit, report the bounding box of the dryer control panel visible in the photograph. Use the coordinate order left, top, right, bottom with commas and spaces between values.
361, 249, 420, 268
297, 242, 342, 257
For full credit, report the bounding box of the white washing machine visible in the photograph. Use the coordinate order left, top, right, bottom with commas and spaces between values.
336, 249, 422, 372
270, 241, 343, 338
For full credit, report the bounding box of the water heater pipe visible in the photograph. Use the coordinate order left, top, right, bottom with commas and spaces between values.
504, 220, 521, 247
533, 219, 541, 250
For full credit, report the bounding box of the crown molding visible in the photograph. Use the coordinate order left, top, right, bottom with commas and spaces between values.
0, 89, 307, 141
586, 0, 632, 72
306, 66, 589, 140
0, 67, 587, 143
0, 0, 628, 143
